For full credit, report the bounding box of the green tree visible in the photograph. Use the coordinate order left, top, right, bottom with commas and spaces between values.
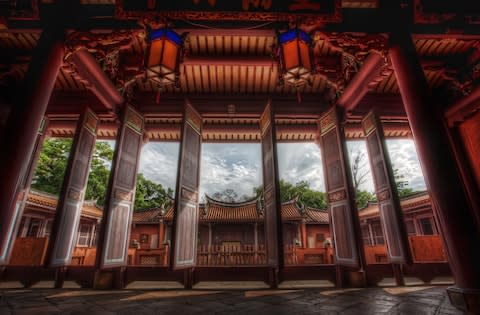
85, 141, 114, 206
254, 179, 327, 209
31, 138, 73, 195
356, 190, 376, 209
134, 173, 172, 211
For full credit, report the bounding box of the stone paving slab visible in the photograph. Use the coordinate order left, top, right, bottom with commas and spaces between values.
0, 285, 464, 314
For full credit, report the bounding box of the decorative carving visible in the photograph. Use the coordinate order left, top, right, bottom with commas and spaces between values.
319, 107, 336, 135
362, 111, 376, 136
84, 111, 98, 134
115, 1, 342, 23
259, 104, 271, 135
328, 189, 346, 202
377, 189, 390, 202
115, 189, 133, 201
185, 104, 202, 134
181, 188, 198, 202
126, 108, 144, 133
68, 189, 81, 201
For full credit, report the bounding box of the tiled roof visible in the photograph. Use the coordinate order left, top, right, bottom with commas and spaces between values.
358, 191, 432, 219
26, 190, 103, 219
130, 197, 328, 224
305, 208, 329, 224
280, 201, 304, 221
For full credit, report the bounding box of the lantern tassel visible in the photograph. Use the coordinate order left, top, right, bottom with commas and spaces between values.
156, 89, 161, 104
297, 89, 302, 104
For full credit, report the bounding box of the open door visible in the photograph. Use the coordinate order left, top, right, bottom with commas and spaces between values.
171, 102, 202, 270
260, 103, 283, 268
98, 105, 144, 268
0, 118, 48, 264
48, 107, 99, 266
362, 111, 412, 264
319, 106, 361, 269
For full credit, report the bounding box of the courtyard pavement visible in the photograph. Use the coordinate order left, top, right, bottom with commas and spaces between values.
0, 285, 463, 314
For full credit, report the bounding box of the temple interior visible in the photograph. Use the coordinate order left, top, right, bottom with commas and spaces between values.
1, 1, 480, 313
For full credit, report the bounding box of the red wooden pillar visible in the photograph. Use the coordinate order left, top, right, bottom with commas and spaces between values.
158, 220, 165, 247
171, 102, 202, 289
260, 102, 283, 288
362, 110, 412, 285
390, 32, 480, 312
0, 27, 64, 265
47, 108, 98, 271
300, 221, 307, 249
318, 106, 366, 287
95, 105, 144, 288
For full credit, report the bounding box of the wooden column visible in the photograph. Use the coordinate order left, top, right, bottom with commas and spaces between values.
390, 31, 480, 312
171, 102, 202, 274
260, 103, 283, 287
47, 108, 99, 269
0, 26, 64, 266
319, 106, 366, 286
253, 222, 258, 263
96, 105, 144, 280
158, 220, 165, 247
300, 221, 307, 249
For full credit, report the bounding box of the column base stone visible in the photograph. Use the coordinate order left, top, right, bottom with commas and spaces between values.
447, 286, 480, 314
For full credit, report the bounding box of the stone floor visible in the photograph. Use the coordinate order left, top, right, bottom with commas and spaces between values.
0, 285, 463, 314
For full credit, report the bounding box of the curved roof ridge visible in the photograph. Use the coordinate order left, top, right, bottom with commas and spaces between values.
205, 193, 261, 208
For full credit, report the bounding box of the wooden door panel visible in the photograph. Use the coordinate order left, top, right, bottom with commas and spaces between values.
99, 105, 144, 269
362, 111, 411, 264
172, 103, 202, 269
260, 103, 282, 268
0, 118, 48, 264
319, 107, 360, 268
49, 108, 98, 267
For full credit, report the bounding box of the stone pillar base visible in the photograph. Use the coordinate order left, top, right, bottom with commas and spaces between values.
93, 270, 113, 289
447, 286, 480, 314
347, 270, 366, 288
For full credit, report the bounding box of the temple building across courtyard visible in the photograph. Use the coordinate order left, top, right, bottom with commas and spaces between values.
1, 1, 480, 313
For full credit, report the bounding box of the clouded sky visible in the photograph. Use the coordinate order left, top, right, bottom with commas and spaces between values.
136, 139, 427, 199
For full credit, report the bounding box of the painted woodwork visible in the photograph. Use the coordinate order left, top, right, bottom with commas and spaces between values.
47, 108, 98, 267
0, 118, 48, 265
362, 110, 411, 264
459, 111, 480, 192
116, 0, 342, 23
260, 103, 283, 268
171, 102, 202, 269
318, 106, 360, 268
98, 105, 144, 268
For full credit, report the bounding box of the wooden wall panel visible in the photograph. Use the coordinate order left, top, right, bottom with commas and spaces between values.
48, 108, 98, 266
99, 105, 144, 268
459, 111, 480, 192
0, 118, 48, 265
171, 103, 202, 269
362, 110, 411, 264
319, 106, 360, 268
260, 103, 283, 268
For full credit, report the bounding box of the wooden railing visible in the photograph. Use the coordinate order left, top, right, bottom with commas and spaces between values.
7, 235, 447, 267
197, 244, 266, 265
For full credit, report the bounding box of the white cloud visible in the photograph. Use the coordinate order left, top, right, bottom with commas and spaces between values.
199, 143, 262, 200
347, 140, 375, 193
277, 143, 326, 192
386, 139, 426, 191
138, 142, 180, 192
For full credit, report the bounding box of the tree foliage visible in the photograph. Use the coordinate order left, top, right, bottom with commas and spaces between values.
134, 173, 173, 211
254, 179, 327, 209
31, 138, 72, 195
85, 141, 113, 206
31, 138, 174, 211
